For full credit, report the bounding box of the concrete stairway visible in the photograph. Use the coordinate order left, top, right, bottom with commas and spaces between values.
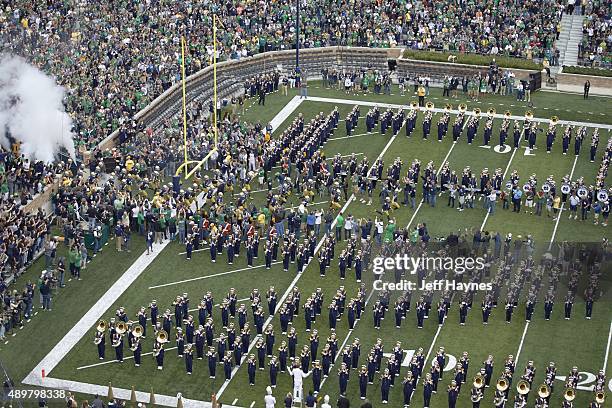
557, 13, 584, 66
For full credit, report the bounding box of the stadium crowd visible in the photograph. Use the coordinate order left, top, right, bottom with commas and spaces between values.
1, 0, 568, 155
578, 1, 611, 67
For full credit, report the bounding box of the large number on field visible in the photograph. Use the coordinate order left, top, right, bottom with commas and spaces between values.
555, 372, 598, 391
383, 350, 457, 371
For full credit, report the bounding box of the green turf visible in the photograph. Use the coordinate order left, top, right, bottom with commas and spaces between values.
2, 86, 610, 408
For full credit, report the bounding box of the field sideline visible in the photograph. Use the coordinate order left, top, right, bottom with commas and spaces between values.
2, 85, 610, 408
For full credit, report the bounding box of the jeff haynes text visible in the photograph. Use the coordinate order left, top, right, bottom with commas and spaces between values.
373, 279, 493, 292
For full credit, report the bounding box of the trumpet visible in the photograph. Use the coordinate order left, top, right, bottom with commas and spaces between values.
496, 378, 509, 392
115, 322, 127, 335
595, 390, 605, 404
504, 110, 512, 118
516, 379, 530, 395
458, 103, 467, 113
473, 373, 485, 389
537, 384, 550, 398
564, 388, 576, 401
426, 101, 434, 111
132, 324, 144, 338
96, 320, 107, 333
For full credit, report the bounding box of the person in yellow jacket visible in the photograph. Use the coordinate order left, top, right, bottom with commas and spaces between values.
417, 85, 426, 107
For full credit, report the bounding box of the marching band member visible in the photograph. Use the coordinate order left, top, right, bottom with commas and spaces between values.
154, 337, 165, 370
381, 367, 392, 404
470, 383, 483, 408
94, 324, 105, 360
358, 365, 368, 400
184, 343, 193, 374
130, 329, 142, 367
112, 328, 124, 363
207, 347, 217, 378
484, 355, 494, 387
423, 372, 434, 408
448, 380, 459, 408
402, 372, 414, 407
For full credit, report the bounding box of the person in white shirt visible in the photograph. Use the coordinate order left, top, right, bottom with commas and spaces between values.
288, 362, 311, 402
264, 386, 276, 408
321, 395, 331, 408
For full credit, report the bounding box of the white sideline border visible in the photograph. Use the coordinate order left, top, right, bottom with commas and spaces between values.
22, 96, 307, 408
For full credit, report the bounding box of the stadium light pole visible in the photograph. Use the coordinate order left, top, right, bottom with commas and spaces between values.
295, 0, 300, 71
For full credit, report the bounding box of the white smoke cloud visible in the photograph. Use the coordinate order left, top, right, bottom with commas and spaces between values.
0, 54, 76, 163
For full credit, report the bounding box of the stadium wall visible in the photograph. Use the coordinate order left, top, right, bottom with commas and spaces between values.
96, 46, 541, 152
556, 72, 612, 96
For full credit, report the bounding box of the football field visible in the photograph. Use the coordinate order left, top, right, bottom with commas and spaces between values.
6, 84, 612, 408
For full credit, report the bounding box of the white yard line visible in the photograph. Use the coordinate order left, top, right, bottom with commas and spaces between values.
23, 240, 170, 383
603, 321, 612, 372
268, 95, 303, 134
318, 290, 376, 390
548, 155, 579, 250
306, 96, 612, 131
286, 200, 329, 210
514, 321, 531, 368
328, 132, 371, 141
178, 246, 210, 256
148, 262, 282, 290
407, 141, 457, 229
215, 106, 403, 399
214, 195, 355, 399
480, 129, 522, 231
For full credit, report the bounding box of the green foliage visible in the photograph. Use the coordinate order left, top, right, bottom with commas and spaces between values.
403, 49, 543, 71
562, 65, 612, 77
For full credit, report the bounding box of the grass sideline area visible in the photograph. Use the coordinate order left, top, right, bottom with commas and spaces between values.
1, 85, 610, 408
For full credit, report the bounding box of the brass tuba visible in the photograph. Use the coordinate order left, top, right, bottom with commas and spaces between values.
516, 379, 530, 395
426, 101, 435, 111
488, 108, 496, 117
458, 103, 467, 113
496, 378, 509, 392
132, 324, 144, 338
551, 115, 559, 125
564, 388, 576, 401
537, 384, 550, 398
96, 320, 107, 333
445, 103, 452, 113
156, 329, 169, 344
473, 373, 485, 389
410, 101, 419, 109
525, 111, 534, 120
504, 110, 512, 118
474, 107, 481, 116
115, 322, 127, 335
595, 391, 605, 404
